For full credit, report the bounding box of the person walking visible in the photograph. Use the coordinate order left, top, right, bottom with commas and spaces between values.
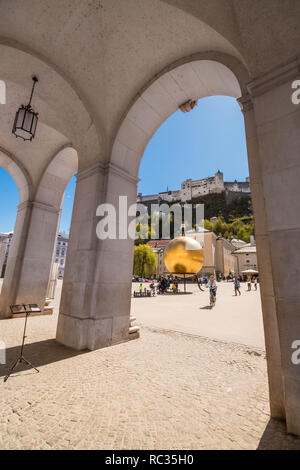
247, 277, 251, 291
234, 277, 241, 296
254, 277, 258, 290
206, 274, 217, 307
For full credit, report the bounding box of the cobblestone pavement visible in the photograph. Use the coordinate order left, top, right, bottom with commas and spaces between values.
132, 282, 265, 349
1, 310, 300, 449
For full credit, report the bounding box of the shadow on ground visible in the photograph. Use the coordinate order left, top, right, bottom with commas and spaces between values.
0, 339, 86, 378
258, 419, 300, 450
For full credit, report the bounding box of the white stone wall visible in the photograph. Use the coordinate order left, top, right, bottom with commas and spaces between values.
138, 172, 250, 203
235, 252, 258, 275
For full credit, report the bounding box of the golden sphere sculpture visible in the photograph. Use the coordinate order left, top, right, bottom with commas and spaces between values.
163, 236, 204, 277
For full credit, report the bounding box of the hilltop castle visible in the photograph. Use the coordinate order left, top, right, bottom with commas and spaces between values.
137, 171, 250, 204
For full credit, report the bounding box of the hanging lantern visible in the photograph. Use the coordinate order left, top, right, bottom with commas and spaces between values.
12, 76, 39, 141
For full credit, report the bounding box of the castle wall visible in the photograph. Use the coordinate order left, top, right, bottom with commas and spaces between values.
137, 172, 250, 204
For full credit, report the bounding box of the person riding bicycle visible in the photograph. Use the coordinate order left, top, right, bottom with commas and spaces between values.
206, 275, 217, 303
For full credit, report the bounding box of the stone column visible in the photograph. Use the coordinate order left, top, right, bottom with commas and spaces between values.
0, 200, 61, 317
56, 162, 139, 350
247, 59, 300, 434
240, 94, 285, 422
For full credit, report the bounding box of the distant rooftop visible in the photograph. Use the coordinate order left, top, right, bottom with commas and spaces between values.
233, 243, 256, 254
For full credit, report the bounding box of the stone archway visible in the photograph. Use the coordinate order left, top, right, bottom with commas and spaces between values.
109, 55, 284, 426
110, 55, 245, 176
0, 147, 33, 316
56, 52, 289, 433
0, 146, 78, 317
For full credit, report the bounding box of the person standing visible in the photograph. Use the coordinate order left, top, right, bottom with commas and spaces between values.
254, 277, 258, 290
247, 277, 251, 291
206, 275, 217, 306
234, 277, 241, 296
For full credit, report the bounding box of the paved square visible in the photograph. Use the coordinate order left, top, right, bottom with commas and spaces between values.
0, 281, 300, 449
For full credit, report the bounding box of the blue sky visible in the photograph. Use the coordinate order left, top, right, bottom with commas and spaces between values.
138, 95, 248, 194
0, 96, 248, 234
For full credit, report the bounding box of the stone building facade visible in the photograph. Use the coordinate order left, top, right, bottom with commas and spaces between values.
54, 233, 69, 279
233, 238, 258, 276
137, 171, 250, 204
0, 232, 69, 280
185, 230, 238, 277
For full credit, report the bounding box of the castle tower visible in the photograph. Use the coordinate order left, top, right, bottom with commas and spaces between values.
215, 170, 224, 192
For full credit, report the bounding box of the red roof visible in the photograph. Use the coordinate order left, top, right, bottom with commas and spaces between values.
147, 240, 171, 250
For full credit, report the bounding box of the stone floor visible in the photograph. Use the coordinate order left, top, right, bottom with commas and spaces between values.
0, 283, 300, 449
132, 281, 265, 349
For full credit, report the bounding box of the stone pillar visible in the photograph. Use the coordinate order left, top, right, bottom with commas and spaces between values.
246, 59, 300, 434
0, 200, 61, 317
240, 94, 285, 421
56, 162, 139, 350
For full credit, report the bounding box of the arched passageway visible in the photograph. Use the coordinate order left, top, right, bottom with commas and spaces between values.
0, 146, 78, 317
0, 42, 95, 319
56, 52, 299, 434
0, 150, 30, 282
57, 56, 272, 350
0, 1, 298, 436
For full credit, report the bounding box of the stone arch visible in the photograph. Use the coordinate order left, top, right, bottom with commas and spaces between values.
35, 145, 78, 211
111, 53, 248, 177
105, 53, 285, 430
0, 145, 78, 317
0, 146, 32, 203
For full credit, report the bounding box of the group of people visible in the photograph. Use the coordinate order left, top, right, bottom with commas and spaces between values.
137, 276, 180, 296
157, 276, 179, 294
234, 276, 258, 296
204, 273, 259, 305
136, 272, 259, 303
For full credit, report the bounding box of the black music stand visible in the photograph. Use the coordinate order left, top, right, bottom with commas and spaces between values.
4, 304, 41, 382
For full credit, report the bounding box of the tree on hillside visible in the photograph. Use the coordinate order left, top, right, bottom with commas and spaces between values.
204, 216, 255, 243
133, 244, 157, 278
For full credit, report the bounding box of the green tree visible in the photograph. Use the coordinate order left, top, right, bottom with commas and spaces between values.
204, 219, 212, 231
133, 245, 157, 278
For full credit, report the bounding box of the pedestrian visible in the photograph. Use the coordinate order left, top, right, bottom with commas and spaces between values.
207, 274, 217, 306
161, 277, 167, 294
247, 277, 251, 291
254, 277, 258, 290
234, 277, 241, 296
150, 281, 155, 296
